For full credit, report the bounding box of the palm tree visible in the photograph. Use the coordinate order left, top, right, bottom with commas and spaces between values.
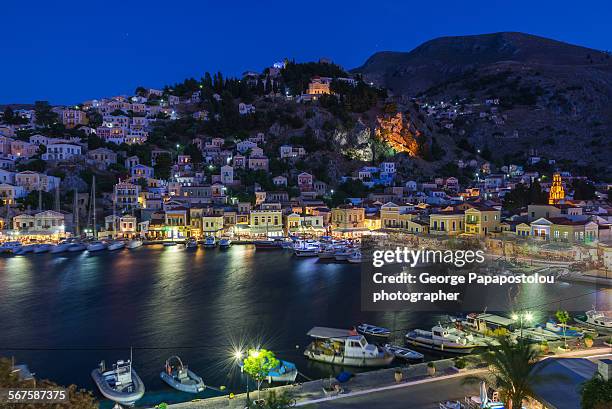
466, 337, 541, 409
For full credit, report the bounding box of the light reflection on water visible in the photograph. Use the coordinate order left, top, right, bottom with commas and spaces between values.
0, 246, 603, 406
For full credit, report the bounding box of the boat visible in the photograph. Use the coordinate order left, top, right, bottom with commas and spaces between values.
383, 344, 424, 361
574, 310, 612, 334
316, 247, 336, 259
160, 356, 205, 393
254, 239, 283, 250
91, 359, 145, 406
126, 239, 143, 249
185, 238, 198, 249
334, 248, 354, 261
0, 241, 23, 254
536, 320, 585, 338
107, 241, 126, 251
203, 236, 216, 247
304, 327, 394, 367
238, 357, 298, 383
19, 244, 36, 254
33, 243, 52, 253
439, 401, 463, 409
87, 241, 107, 252
293, 239, 320, 257
347, 251, 362, 263
67, 242, 87, 252
50, 241, 71, 254
405, 325, 483, 354
163, 241, 177, 246
219, 238, 232, 249
357, 323, 391, 338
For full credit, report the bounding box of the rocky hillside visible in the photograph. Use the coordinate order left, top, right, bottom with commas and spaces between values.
354, 32, 612, 174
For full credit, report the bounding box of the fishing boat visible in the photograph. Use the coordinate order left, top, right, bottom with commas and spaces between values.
87, 241, 107, 252
185, 238, 198, 249
357, 323, 391, 338
91, 359, 145, 406
67, 241, 87, 252
304, 327, 394, 367
574, 310, 612, 334
107, 240, 126, 251
203, 236, 216, 248
160, 356, 205, 393
0, 241, 22, 254
126, 239, 143, 249
33, 243, 52, 253
536, 320, 585, 338
293, 239, 320, 257
238, 357, 298, 383
405, 325, 483, 354
383, 344, 424, 361
219, 238, 232, 249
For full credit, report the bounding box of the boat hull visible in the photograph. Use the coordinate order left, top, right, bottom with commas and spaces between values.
91, 368, 145, 406
126, 240, 143, 249
304, 349, 394, 367
160, 370, 205, 393
405, 336, 475, 354
574, 316, 612, 334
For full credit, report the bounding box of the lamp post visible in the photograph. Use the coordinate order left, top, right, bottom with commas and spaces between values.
233, 349, 249, 403
512, 311, 533, 341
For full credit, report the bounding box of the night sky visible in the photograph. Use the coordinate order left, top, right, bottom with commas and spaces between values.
1, 0, 610, 104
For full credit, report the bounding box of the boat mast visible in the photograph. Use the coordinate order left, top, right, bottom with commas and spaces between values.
73, 189, 79, 236
92, 175, 97, 238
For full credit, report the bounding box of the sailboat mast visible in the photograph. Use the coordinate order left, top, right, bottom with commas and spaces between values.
73, 189, 79, 236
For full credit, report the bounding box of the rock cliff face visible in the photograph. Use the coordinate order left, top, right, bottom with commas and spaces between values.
374, 112, 420, 156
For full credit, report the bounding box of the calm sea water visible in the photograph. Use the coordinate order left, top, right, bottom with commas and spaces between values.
0, 245, 601, 406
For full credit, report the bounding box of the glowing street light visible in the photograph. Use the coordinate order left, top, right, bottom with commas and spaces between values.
512, 311, 533, 340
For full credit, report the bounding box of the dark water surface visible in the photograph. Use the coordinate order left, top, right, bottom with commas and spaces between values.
0, 245, 600, 405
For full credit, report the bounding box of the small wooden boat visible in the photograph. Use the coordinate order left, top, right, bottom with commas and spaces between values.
383, 344, 424, 361
91, 359, 145, 406
357, 323, 391, 338
160, 356, 205, 393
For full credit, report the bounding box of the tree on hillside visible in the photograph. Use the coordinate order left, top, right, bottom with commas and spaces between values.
33, 101, 59, 127
153, 153, 172, 180
184, 143, 203, 164
572, 179, 596, 200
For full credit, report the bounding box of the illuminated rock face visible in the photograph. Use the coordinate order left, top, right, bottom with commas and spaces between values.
548, 173, 565, 204
374, 112, 420, 156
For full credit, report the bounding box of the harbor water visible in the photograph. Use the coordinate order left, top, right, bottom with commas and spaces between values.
0, 244, 601, 406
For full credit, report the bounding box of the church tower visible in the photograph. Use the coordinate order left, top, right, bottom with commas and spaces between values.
548, 173, 565, 204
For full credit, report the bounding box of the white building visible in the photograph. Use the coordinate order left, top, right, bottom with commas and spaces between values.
42, 143, 82, 161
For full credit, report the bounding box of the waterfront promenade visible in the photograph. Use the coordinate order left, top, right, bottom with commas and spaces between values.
160, 347, 611, 409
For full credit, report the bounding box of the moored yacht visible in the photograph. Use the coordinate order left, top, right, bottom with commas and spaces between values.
50, 240, 71, 254
185, 237, 198, 249
574, 310, 612, 334
293, 239, 320, 257
33, 243, 52, 253
67, 241, 87, 252
203, 236, 216, 247
304, 327, 394, 367
219, 237, 232, 249
107, 240, 126, 251
87, 241, 107, 252
126, 239, 143, 249
0, 241, 23, 254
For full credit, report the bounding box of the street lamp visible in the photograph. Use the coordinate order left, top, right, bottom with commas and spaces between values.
512, 311, 533, 340
232, 349, 249, 402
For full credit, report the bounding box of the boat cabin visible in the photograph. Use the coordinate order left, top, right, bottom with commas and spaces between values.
465, 313, 516, 332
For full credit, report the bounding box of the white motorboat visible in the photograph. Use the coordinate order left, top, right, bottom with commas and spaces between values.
160, 356, 205, 393
0, 241, 23, 254
574, 310, 612, 334
87, 241, 107, 252
107, 241, 126, 251
219, 238, 232, 249
357, 323, 391, 338
203, 236, 216, 247
50, 241, 71, 254
293, 239, 319, 257
383, 344, 424, 361
126, 239, 143, 249
317, 247, 336, 259
334, 248, 354, 261
405, 325, 483, 354
304, 327, 394, 367
347, 251, 362, 263
67, 242, 87, 252
185, 238, 198, 249
91, 359, 145, 406
19, 244, 36, 254
33, 243, 53, 253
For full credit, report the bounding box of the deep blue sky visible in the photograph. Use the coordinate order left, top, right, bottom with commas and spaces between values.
1, 0, 610, 104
